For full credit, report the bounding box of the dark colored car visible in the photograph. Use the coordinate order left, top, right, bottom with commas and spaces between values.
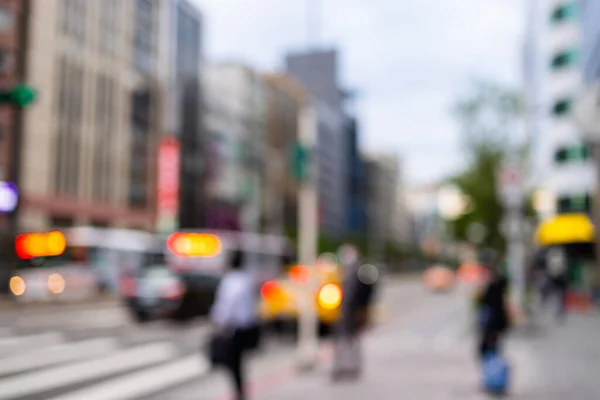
121, 264, 221, 323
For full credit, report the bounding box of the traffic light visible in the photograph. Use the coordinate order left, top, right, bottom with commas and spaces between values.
291, 142, 308, 183
166, 232, 222, 257
0, 83, 37, 108
15, 231, 66, 259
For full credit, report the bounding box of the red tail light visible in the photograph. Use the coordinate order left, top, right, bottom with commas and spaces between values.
162, 281, 185, 300
260, 281, 280, 300
121, 277, 136, 298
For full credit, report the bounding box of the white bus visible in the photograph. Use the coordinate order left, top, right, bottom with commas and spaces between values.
10, 227, 162, 303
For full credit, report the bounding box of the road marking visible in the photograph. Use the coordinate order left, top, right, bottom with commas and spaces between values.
0, 342, 177, 399
48, 356, 210, 400
0, 337, 119, 375
0, 332, 64, 354
68, 314, 129, 330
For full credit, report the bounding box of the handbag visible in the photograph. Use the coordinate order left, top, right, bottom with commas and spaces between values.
205, 331, 235, 368
242, 324, 261, 351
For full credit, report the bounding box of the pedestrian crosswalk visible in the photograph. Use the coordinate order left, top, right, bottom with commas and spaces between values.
0, 325, 212, 400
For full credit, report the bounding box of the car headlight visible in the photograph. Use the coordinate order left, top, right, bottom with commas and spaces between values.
318, 283, 342, 310
10, 276, 26, 296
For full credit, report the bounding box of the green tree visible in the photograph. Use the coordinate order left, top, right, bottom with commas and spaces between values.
447, 80, 527, 254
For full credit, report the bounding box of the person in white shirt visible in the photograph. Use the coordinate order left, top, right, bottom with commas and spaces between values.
210, 249, 258, 400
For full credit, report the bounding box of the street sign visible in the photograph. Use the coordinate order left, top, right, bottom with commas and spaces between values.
0, 181, 18, 213
156, 136, 180, 233
498, 162, 524, 208
574, 82, 600, 141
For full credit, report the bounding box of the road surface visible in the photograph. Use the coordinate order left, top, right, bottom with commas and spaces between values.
5, 277, 594, 399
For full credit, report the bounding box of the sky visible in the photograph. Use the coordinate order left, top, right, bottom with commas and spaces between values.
191, 0, 527, 186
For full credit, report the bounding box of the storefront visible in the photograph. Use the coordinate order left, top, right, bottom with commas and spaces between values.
535, 213, 595, 294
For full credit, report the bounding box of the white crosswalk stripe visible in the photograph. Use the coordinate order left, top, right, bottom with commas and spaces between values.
0, 337, 118, 375
49, 356, 210, 400
0, 331, 65, 354
0, 342, 178, 399
0, 325, 213, 400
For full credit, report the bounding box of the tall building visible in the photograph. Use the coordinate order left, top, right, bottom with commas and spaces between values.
364, 152, 399, 249
581, 0, 600, 82
203, 63, 267, 233
0, 0, 27, 191
262, 73, 307, 236
285, 49, 348, 238
544, 1, 594, 216
345, 116, 368, 235
19, 0, 163, 231
164, 0, 204, 230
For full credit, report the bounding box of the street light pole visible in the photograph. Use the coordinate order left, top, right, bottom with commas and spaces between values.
296, 106, 319, 370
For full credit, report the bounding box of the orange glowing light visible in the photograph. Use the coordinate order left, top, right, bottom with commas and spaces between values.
15, 231, 67, 259
260, 280, 281, 300
318, 283, 342, 309
167, 233, 222, 257
48, 273, 65, 294
289, 265, 311, 285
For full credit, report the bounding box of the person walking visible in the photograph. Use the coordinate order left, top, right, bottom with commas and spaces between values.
476, 252, 510, 361
331, 244, 377, 381
209, 250, 259, 400
546, 247, 568, 321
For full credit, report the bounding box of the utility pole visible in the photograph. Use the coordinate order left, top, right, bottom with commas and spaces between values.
574, 83, 600, 300
295, 106, 319, 370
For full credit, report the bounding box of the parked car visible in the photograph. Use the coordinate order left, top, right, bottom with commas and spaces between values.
121, 264, 221, 323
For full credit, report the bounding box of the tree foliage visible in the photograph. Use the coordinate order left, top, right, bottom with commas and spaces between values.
447, 80, 527, 254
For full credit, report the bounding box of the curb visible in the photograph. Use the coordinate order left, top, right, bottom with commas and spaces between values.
0, 295, 120, 314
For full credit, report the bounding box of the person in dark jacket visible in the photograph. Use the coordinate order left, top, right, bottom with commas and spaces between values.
332, 244, 377, 381
477, 265, 510, 360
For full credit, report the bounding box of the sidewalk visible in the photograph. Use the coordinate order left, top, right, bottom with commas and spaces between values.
256, 311, 600, 400
255, 322, 534, 399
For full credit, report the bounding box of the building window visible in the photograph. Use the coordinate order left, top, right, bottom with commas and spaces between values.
551, 50, 579, 70
93, 74, 115, 203
552, 98, 572, 116
54, 57, 83, 197
129, 89, 151, 208
60, 0, 86, 44
557, 194, 591, 214
98, 0, 118, 55
133, 0, 154, 73
554, 144, 590, 164
550, 3, 578, 24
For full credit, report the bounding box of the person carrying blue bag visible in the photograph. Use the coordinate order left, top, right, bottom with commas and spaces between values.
475, 252, 510, 361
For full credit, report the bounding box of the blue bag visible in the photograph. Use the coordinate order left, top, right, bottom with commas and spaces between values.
482, 351, 510, 395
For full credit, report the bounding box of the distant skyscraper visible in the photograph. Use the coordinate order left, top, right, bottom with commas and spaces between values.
286, 49, 348, 238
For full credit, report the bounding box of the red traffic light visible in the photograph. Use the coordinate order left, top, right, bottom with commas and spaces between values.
166, 232, 222, 257
15, 231, 66, 259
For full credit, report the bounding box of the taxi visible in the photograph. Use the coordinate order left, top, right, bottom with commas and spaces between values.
258, 262, 344, 334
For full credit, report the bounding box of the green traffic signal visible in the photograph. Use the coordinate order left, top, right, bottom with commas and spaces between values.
291, 143, 308, 182
0, 83, 37, 108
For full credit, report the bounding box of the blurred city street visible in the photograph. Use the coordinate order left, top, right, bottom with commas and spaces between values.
0, 277, 469, 400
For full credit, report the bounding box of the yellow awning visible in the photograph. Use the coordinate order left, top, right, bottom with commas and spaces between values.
535, 213, 594, 246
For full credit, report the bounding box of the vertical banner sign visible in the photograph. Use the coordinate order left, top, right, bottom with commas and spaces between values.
498, 162, 524, 209
157, 136, 180, 233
